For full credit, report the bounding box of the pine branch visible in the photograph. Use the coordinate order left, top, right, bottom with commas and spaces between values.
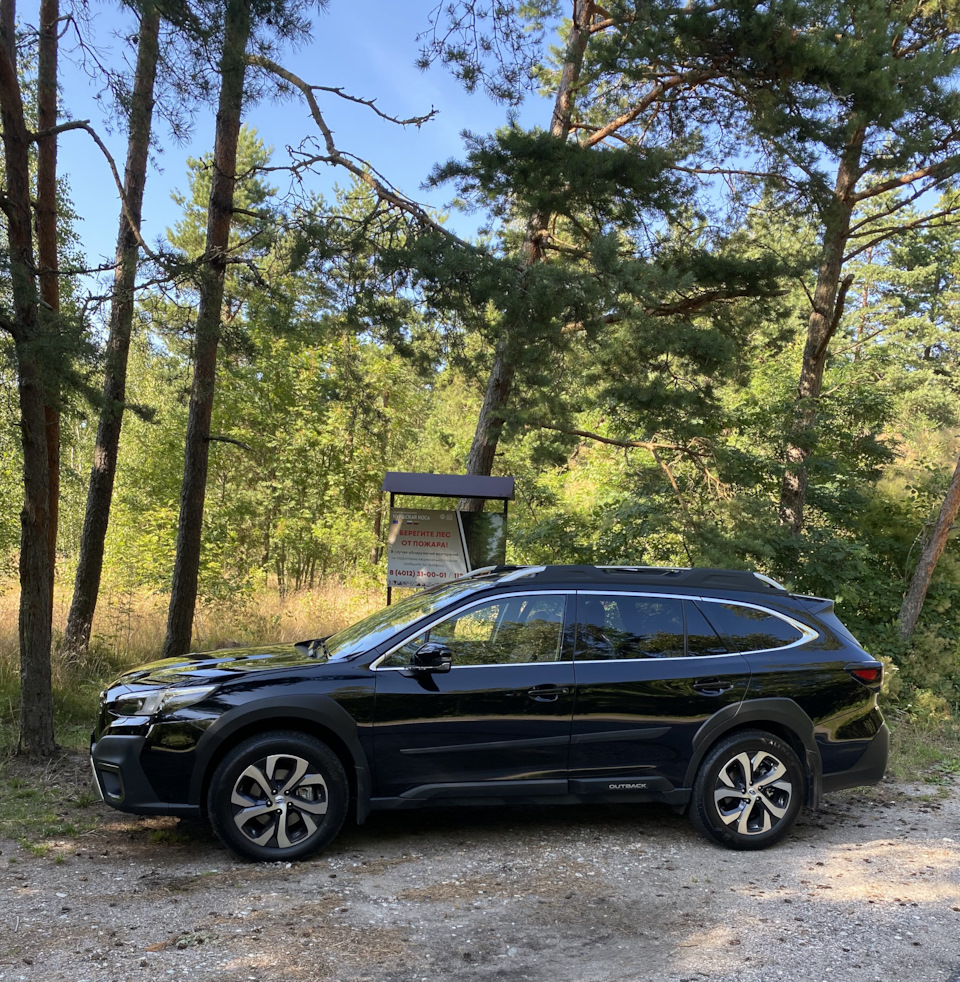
205, 434, 256, 454
852, 156, 960, 203
32, 119, 161, 263
534, 422, 678, 452
246, 53, 472, 249
581, 68, 720, 149
305, 82, 437, 128
844, 207, 960, 263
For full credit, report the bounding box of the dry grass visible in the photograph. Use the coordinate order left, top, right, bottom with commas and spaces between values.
0, 577, 382, 660
0, 577, 383, 748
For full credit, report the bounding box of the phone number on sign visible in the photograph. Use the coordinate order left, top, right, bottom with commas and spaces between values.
389, 570, 454, 579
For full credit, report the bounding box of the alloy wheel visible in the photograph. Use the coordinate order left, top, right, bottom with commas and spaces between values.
229, 752, 330, 850
690, 729, 804, 850
712, 748, 793, 836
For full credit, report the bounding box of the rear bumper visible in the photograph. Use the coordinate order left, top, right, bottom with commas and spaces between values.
821, 722, 890, 794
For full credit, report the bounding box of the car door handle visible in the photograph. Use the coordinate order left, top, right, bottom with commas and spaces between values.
526, 685, 571, 703
692, 677, 734, 696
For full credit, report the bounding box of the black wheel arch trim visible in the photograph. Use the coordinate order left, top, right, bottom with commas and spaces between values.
683, 698, 822, 809
189, 694, 372, 822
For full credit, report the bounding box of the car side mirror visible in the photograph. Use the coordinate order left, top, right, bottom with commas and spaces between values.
411, 642, 452, 673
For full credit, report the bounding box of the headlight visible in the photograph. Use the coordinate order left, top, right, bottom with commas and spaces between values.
110, 684, 219, 717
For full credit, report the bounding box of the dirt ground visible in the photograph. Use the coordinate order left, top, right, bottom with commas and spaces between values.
2, 753, 959, 982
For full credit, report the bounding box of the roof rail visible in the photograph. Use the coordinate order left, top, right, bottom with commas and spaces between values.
458, 565, 500, 580
497, 565, 547, 584
458, 564, 788, 593
458, 565, 533, 582
597, 565, 689, 574
751, 572, 787, 590
512, 565, 788, 592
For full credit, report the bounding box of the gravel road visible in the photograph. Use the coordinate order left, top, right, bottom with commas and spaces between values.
2, 754, 959, 982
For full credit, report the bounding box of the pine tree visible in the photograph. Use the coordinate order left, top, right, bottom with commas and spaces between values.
64, 0, 163, 657
0, 0, 56, 754
163, 0, 256, 658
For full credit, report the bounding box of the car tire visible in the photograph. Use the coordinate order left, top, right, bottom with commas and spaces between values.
207, 731, 348, 862
689, 729, 804, 850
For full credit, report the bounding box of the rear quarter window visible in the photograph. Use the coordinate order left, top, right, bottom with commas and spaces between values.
698, 601, 807, 652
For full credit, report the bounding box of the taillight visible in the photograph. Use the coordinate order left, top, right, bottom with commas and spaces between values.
847, 664, 882, 686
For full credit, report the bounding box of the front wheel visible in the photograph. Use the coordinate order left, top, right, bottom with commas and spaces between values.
689, 730, 804, 850
208, 731, 348, 862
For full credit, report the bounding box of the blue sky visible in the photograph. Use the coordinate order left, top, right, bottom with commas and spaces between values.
58, 0, 552, 277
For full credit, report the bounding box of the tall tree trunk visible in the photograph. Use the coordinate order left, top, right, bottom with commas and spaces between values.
460, 0, 594, 507
0, 0, 56, 755
370, 489, 384, 565
777, 125, 865, 535
163, 0, 252, 658
37, 0, 59, 608
63, 4, 161, 656
899, 454, 960, 640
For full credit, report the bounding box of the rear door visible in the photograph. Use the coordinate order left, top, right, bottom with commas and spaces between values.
569, 592, 752, 794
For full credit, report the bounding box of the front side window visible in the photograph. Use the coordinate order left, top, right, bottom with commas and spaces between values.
698, 601, 806, 652
379, 594, 568, 668
324, 579, 489, 661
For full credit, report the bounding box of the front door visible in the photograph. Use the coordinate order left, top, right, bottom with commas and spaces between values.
372, 592, 574, 801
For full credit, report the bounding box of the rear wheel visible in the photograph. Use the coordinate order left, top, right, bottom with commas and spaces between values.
689, 730, 804, 850
208, 731, 348, 862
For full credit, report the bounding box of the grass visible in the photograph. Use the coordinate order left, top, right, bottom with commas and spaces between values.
886, 713, 960, 784
0, 577, 382, 851
0, 750, 104, 845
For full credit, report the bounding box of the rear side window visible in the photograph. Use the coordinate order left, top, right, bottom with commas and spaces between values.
698, 601, 805, 652
577, 596, 685, 659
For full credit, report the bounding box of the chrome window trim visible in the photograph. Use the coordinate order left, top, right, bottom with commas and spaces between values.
371, 587, 818, 670
372, 590, 571, 671
574, 589, 818, 659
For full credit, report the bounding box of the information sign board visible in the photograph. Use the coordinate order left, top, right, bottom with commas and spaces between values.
387, 509, 471, 588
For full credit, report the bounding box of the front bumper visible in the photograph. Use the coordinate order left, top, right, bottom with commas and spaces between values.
90, 732, 202, 818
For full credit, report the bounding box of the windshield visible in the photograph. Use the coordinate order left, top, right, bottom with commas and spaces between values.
325, 579, 490, 661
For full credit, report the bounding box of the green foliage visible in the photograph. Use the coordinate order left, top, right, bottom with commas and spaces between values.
433, 127, 682, 224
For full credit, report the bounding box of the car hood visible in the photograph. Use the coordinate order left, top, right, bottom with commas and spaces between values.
111, 643, 324, 689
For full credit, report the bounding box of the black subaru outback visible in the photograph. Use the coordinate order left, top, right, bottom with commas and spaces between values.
91, 565, 888, 861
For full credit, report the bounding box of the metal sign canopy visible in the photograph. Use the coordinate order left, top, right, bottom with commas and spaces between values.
381, 472, 515, 500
